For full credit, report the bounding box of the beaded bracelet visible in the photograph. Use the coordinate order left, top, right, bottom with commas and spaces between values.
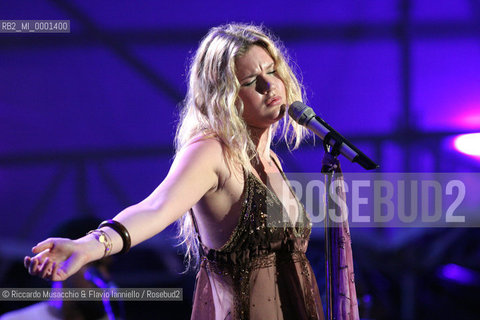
86, 229, 113, 258
98, 219, 131, 254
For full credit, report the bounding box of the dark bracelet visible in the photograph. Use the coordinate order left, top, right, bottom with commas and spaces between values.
98, 219, 131, 254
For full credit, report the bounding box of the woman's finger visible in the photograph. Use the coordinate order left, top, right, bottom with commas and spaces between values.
24, 256, 31, 269
32, 238, 55, 254
41, 258, 52, 278
28, 258, 38, 275
50, 262, 60, 281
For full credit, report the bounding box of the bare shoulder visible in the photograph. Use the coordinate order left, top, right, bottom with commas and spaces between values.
173, 134, 231, 190
179, 134, 225, 168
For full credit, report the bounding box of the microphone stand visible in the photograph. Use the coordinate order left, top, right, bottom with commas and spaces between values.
287, 101, 378, 318
321, 139, 360, 320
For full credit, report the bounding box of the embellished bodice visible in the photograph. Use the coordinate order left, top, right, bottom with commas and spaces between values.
201, 170, 311, 265
191, 168, 324, 320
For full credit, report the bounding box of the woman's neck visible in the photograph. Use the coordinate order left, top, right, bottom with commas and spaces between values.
249, 126, 272, 161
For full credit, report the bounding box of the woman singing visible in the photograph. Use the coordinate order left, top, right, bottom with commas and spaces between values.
25, 23, 324, 320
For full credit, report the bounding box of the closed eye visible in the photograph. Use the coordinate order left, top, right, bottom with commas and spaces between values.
241, 70, 276, 87
242, 78, 256, 87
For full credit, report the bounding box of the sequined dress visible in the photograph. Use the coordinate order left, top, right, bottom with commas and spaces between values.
190, 166, 325, 320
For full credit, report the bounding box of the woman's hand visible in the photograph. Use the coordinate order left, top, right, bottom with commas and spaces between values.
24, 237, 94, 282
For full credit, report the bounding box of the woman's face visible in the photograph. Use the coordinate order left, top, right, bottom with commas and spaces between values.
235, 45, 287, 129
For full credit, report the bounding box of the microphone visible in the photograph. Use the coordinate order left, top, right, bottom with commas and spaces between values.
288, 101, 379, 170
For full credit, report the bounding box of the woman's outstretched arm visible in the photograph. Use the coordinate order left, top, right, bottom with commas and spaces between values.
24, 138, 223, 281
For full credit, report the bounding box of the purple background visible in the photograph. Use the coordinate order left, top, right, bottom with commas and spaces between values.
1, 1, 479, 319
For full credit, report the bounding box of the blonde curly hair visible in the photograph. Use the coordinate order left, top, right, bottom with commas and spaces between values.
175, 23, 309, 271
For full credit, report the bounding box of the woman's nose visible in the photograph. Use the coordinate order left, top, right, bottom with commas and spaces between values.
256, 76, 272, 94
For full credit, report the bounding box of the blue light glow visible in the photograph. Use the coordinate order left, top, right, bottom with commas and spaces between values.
438, 263, 480, 286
